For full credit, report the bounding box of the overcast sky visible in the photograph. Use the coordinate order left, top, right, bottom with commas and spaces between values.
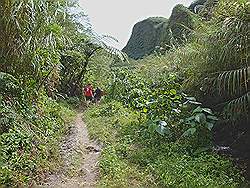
79, 0, 194, 49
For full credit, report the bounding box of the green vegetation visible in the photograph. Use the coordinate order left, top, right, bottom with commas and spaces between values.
0, 98, 75, 186
84, 0, 249, 187
84, 102, 243, 187
0, 0, 249, 187
0, 0, 122, 186
122, 3, 199, 59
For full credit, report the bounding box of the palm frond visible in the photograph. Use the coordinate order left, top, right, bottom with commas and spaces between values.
67, 5, 128, 62
213, 67, 249, 97
223, 92, 249, 121
207, 66, 250, 121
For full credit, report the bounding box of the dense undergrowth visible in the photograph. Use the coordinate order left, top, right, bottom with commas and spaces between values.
0, 96, 75, 186
0, 0, 249, 187
0, 0, 121, 186
83, 0, 249, 186
84, 102, 244, 187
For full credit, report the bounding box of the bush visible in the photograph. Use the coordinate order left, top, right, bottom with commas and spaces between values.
84, 102, 244, 187
0, 96, 75, 186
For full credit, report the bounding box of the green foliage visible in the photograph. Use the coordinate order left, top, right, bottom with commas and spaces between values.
152, 151, 242, 187
164, 4, 198, 47
0, 97, 75, 186
180, 0, 250, 123
0, 0, 68, 94
0, 0, 124, 185
135, 0, 250, 124
84, 102, 244, 187
123, 4, 199, 59
0, 72, 20, 96
0, 0, 248, 186
0, 2, 78, 183
83, 1, 249, 186
183, 105, 218, 137
82, 0, 249, 187
107, 68, 216, 147
59, 35, 127, 96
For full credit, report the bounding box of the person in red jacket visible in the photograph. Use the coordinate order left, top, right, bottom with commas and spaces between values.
83, 84, 93, 103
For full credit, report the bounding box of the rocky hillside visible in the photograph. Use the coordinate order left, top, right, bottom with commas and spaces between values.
122, 17, 168, 60
122, 0, 217, 59
164, 4, 197, 45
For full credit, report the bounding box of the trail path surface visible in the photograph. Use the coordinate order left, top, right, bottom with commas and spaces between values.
42, 112, 101, 188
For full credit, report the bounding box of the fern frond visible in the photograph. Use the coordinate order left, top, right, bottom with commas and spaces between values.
88, 31, 128, 62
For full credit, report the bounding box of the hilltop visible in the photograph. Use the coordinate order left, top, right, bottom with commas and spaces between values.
122, 0, 217, 59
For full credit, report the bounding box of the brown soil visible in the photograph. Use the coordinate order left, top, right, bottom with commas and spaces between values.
39, 113, 101, 188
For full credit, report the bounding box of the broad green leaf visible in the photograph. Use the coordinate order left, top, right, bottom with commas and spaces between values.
185, 96, 196, 101
206, 122, 214, 131
182, 128, 197, 137
147, 121, 157, 133
189, 101, 202, 105
186, 116, 195, 122
195, 113, 206, 123
193, 106, 202, 113
202, 108, 213, 115
207, 115, 219, 121
156, 124, 171, 136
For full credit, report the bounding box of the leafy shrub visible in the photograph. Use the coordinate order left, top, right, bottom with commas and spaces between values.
84, 102, 245, 187
65, 97, 81, 108
107, 68, 217, 148
0, 96, 75, 186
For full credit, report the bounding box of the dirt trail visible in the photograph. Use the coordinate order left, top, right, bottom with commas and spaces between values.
41, 113, 101, 188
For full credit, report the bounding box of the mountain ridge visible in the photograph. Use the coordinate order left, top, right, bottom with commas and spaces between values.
122, 0, 216, 59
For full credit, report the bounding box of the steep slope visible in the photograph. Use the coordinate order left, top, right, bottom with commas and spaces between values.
189, 0, 218, 18
164, 4, 197, 45
122, 4, 197, 59
189, 0, 208, 13
122, 17, 168, 60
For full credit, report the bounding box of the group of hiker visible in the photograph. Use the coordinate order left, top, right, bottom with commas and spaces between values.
83, 83, 104, 104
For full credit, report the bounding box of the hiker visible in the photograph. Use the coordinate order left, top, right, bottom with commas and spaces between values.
93, 87, 104, 104
83, 83, 93, 104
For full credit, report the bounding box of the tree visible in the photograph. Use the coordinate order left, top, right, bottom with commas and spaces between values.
203, 0, 249, 122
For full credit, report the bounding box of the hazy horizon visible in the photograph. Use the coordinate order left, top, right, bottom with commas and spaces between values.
79, 0, 194, 49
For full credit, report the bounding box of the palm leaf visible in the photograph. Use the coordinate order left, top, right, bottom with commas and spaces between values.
87, 30, 128, 62
223, 92, 249, 120
213, 67, 249, 97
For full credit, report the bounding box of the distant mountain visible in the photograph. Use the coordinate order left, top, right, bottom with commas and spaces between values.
122, 0, 217, 59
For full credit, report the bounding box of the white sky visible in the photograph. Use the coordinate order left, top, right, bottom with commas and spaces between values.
79, 0, 194, 49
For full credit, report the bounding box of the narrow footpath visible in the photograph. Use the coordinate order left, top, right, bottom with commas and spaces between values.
42, 113, 101, 188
